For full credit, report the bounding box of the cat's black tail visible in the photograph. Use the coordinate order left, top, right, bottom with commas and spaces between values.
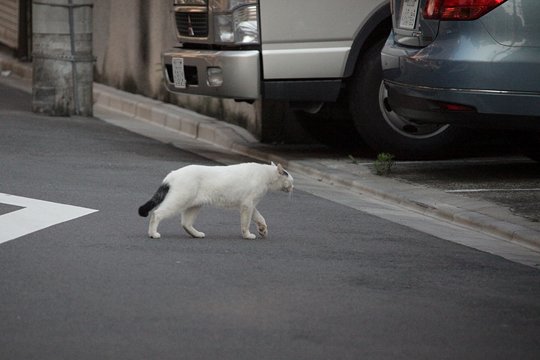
138, 183, 170, 217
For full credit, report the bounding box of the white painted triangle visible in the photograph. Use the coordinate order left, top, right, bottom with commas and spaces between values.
0, 193, 98, 245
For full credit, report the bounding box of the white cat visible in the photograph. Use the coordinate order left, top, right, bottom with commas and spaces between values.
138, 162, 294, 239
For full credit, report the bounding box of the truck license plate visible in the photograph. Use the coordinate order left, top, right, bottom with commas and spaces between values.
399, 0, 419, 30
172, 58, 187, 89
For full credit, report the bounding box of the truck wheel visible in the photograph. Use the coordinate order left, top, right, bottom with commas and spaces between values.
348, 38, 464, 160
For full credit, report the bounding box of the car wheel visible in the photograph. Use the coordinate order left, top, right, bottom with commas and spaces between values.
348, 38, 465, 160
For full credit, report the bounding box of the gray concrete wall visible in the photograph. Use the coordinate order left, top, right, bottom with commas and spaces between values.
91, 0, 259, 136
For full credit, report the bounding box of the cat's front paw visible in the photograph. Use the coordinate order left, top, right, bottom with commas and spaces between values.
192, 231, 205, 238
149, 232, 161, 239
257, 224, 268, 238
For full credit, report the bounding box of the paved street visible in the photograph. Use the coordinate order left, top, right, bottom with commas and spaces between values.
1, 83, 540, 359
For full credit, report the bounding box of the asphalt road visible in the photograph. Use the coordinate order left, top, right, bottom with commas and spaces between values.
1, 84, 540, 359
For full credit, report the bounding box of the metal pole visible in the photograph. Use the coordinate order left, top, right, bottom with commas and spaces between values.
67, 0, 80, 115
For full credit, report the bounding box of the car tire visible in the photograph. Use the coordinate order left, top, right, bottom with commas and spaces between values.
348, 38, 465, 160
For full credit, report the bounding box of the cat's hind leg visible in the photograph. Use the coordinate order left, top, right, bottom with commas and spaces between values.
148, 211, 162, 239
240, 205, 256, 239
252, 208, 268, 238
148, 206, 176, 239
148, 212, 161, 239
181, 206, 205, 238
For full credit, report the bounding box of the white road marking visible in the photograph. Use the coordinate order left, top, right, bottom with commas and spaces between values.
0, 193, 98, 245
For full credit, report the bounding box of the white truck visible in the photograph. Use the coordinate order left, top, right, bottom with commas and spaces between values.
161, 0, 460, 159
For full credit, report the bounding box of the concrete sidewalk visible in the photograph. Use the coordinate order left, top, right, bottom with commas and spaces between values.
2, 52, 539, 253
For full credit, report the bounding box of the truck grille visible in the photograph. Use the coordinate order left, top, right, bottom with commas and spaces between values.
175, 12, 208, 38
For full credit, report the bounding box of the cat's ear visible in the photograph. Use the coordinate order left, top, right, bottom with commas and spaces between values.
277, 163, 285, 175
271, 161, 276, 167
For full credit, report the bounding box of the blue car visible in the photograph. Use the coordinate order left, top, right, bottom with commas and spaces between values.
381, 0, 540, 159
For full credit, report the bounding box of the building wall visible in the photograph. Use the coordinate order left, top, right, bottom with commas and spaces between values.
0, 0, 19, 49
92, 0, 259, 136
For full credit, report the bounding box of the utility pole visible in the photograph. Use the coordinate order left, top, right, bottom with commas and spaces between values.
32, 0, 94, 116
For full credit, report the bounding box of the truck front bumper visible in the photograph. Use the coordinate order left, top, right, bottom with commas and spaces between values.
162, 49, 260, 100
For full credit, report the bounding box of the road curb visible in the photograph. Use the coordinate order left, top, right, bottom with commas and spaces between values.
93, 83, 258, 149
2, 53, 539, 252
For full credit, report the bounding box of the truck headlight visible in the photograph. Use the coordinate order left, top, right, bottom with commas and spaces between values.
212, 1, 259, 45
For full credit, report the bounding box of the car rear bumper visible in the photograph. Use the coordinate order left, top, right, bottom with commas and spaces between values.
162, 49, 260, 100
384, 80, 540, 130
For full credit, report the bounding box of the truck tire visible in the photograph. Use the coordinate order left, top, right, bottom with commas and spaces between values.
348, 38, 465, 160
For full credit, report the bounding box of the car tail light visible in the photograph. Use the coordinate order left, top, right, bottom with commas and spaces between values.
423, 0, 507, 20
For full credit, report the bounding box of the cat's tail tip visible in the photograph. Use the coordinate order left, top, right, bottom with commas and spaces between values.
138, 204, 151, 217
139, 183, 170, 217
